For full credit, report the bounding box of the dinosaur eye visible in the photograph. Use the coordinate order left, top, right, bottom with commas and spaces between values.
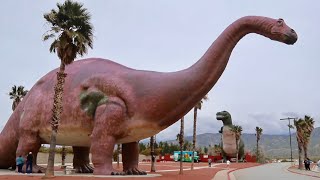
277, 18, 283, 26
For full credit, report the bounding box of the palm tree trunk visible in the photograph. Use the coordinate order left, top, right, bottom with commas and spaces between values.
298, 143, 303, 169
150, 136, 156, 172
256, 139, 259, 163
179, 117, 184, 175
191, 107, 197, 170
236, 140, 239, 163
45, 63, 67, 177
117, 144, 120, 168
61, 146, 66, 166
303, 145, 308, 160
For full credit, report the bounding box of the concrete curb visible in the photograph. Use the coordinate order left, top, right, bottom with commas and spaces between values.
287, 165, 320, 178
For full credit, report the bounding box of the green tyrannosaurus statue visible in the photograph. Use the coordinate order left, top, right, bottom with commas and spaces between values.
216, 111, 245, 161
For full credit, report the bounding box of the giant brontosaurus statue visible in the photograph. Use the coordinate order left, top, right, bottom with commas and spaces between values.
0, 16, 297, 175
216, 111, 245, 161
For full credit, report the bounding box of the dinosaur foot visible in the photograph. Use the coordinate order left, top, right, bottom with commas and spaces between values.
123, 168, 147, 175
33, 165, 46, 173
74, 163, 94, 173
111, 171, 126, 175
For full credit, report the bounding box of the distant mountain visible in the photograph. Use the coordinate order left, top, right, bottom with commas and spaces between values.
164, 127, 320, 158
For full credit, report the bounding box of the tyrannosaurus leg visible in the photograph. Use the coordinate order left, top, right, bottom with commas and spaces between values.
73, 146, 93, 173
122, 142, 147, 175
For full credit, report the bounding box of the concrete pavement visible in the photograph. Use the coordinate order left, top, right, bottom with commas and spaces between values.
233, 162, 319, 180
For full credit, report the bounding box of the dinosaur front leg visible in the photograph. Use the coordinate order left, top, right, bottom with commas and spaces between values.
122, 142, 147, 175
73, 146, 93, 173
16, 130, 45, 173
91, 104, 125, 175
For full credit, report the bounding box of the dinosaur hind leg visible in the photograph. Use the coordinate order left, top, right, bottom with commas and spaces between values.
91, 103, 125, 175
73, 146, 93, 173
122, 142, 147, 175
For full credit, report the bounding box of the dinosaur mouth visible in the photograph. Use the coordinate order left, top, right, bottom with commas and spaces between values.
216, 114, 225, 120
283, 33, 297, 45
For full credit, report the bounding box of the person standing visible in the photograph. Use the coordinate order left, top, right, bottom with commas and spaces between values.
208, 158, 212, 167
16, 155, 24, 173
303, 159, 308, 171
306, 158, 311, 171
317, 159, 320, 172
226, 160, 231, 168
26, 152, 33, 173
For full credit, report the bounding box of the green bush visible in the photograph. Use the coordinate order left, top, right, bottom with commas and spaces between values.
39, 146, 73, 154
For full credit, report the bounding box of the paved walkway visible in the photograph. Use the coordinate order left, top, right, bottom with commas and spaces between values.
233, 162, 319, 180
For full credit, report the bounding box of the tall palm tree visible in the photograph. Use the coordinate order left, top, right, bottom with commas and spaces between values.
178, 116, 184, 175
150, 135, 156, 172
117, 144, 121, 168
294, 119, 305, 170
8, 85, 28, 111
255, 127, 263, 162
230, 125, 242, 163
302, 115, 314, 159
43, 0, 93, 177
191, 95, 208, 170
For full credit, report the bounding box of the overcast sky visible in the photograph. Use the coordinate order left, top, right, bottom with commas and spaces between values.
0, 0, 319, 142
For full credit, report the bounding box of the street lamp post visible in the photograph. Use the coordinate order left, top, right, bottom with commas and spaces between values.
280, 117, 296, 162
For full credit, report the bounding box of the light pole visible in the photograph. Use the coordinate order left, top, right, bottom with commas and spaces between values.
280, 117, 296, 162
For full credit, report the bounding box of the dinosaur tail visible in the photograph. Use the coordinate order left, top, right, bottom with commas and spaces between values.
0, 109, 20, 168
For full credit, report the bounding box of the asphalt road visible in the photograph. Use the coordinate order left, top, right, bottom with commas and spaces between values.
233, 162, 318, 180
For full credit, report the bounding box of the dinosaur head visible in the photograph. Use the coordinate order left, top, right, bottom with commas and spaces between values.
216, 111, 232, 126
269, 18, 298, 45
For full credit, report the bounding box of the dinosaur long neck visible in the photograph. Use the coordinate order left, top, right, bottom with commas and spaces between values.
158, 16, 272, 127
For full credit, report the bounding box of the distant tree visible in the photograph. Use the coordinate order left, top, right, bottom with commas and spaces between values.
150, 136, 156, 172
139, 142, 146, 153
204, 146, 208, 154
192, 95, 208, 170
230, 125, 242, 163
213, 144, 222, 155
183, 140, 192, 151
255, 127, 263, 162
302, 115, 314, 159
8, 85, 28, 111
177, 116, 184, 175
294, 119, 305, 169
117, 144, 121, 168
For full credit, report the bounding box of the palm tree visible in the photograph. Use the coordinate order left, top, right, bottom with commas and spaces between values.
255, 127, 263, 162
302, 115, 314, 159
117, 144, 121, 168
150, 135, 156, 172
43, 0, 93, 177
191, 95, 208, 170
178, 116, 184, 175
294, 119, 305, 170
8, 85, 28, 111
230, 125, 242, 163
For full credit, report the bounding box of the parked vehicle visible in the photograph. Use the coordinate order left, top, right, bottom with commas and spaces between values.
173, 151, 199, 162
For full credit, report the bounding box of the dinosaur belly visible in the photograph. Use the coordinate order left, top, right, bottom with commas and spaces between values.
222, 127, 237, 156
117, 119, 162, 144
39, 129, 91, 147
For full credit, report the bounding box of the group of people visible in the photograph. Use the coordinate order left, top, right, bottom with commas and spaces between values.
15, 152, 33, 173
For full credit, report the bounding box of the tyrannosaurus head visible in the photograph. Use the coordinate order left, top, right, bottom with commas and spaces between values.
216, 111, 233, 126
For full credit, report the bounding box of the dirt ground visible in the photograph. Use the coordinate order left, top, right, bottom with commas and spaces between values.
0, 162, 259, 180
